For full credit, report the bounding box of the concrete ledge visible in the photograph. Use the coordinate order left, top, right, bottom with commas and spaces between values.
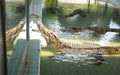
6, 0, 24, 2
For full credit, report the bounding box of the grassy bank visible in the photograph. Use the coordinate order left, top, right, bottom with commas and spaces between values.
58, 4, 106, 15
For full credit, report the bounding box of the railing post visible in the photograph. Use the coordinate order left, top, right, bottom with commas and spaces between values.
26, 0, 30, 41
105, 0, 108, 7
88, 0, 91, 13
0, 0, 8, 75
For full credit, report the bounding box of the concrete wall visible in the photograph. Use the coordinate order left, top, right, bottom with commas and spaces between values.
58, 0, 95, 4
6, 0, 24, 2
99, 0, 120, 8
108, 0, 120, 8
58, 0, 120, 8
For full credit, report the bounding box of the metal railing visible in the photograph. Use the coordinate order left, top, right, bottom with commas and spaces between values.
0, 0, 8, 75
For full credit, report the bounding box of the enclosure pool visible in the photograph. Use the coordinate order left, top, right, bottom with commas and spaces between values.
40, 4, 120, 75
42, 4, 120, 46
5, 1, 120, 75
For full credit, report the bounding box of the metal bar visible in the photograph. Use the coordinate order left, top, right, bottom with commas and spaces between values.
26, 0, 30, 41
56, 0, 58, 7
39, 0, 43, 21
88, 0, 90, 6
88, 0, 91, 13
0, 0, 8, 75
105, 0, 108, 7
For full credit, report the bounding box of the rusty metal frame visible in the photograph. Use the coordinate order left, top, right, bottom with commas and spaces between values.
0, 0, 8, 75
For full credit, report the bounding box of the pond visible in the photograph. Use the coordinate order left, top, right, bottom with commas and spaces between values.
5, 1, 120, 75
41, 4, 120, 75
42, 4, 120, 46
6, 2, 25, 30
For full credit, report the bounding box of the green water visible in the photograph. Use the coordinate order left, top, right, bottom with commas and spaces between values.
5, 3, 120, 46
42, 4, 120, 46
41, 4, 120, 75
6, 2, 25, 30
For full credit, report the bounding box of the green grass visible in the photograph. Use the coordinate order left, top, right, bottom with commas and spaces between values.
7, 45, 14, 56
58, 4, 106, 15
58, 3, 88, 15
40, 47, 120, 75
44, 0, 57, 9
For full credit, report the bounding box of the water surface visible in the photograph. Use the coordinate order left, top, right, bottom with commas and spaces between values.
42, 4, 120, 46
6, 2, 25, 30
